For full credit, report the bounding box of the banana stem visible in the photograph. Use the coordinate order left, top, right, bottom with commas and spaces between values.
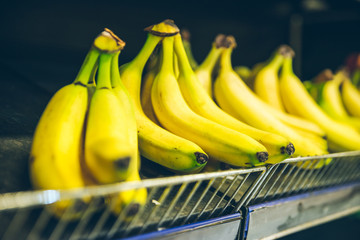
74, 47, 100, 86
97, 53, 113, 89
174, 34, 193, 77
111, 51, 122, 88
197, 45, 223, 71
219, 48, 233, 73
160, 37, 174, 75
267, 54, 284, 70
126, 34, 162, 72
281, 57, 294, 77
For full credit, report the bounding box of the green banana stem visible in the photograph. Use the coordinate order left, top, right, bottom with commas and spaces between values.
125, 34, 163, 72
111, 51, 122, 88
73, 47, 100, 86
97, 53, 113, 89
267, 53, 283, 70
197, 44, 223, 72
174, 34, 193, 77
160, 37, 174, 75
219, 48, 234, 73
281, 57, 294, 77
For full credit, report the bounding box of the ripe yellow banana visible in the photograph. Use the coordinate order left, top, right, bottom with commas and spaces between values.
141, 50, 162, 125
30, 36, 101, 218
341, 76, 360, 118
152, 35, 269, 167
318, 70, 360, 129
213, 36, 328, 158
279, 56, 360, 152
85, 31, 136, 184
173, 33, 294, 164
120, 20, 208, 173
254, 45, 287, 111
194, 34, 226, 97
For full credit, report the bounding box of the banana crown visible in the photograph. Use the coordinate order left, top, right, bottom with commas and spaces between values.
93, 28, 125, 53
144, 19, 180, 37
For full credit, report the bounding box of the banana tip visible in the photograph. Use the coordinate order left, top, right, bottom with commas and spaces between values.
195, 152, 208, 165
126, 203, 140, 216
278, 45, 295, 58
281, 143, 295, 156
256, 151, 269, 163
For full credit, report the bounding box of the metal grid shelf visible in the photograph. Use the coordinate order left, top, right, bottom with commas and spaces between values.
0, 166, 265, 240
0, 151, 359, 240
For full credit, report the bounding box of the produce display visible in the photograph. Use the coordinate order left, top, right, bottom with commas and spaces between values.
28, 19, 360, 218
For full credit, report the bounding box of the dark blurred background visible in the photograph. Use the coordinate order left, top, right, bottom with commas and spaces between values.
0, 0, 359, 239
0, 0, 359, 92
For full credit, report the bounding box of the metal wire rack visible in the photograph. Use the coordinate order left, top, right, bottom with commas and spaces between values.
245, 151, 360, 206
0, 166, 265, 240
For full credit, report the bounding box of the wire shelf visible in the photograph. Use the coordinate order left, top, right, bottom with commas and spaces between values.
245, 151, 360, 206
0, 166, 265, 240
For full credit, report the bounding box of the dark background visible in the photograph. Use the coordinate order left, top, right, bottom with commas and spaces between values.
0, 0, 359, 239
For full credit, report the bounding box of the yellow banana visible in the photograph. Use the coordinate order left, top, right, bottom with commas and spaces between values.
30, 36, 101, 218
254, 45, 287, 111
152, 35, 269, 167
173, 32, 294, 164
341, 76, 360, 118
279, 56, 360, 152
318, 70, 360, 129
194, 34, 226, 97
213, 36, 328, 158
141, 50, 162, 125
120, 20, 208, 173
85, 31, 136, 184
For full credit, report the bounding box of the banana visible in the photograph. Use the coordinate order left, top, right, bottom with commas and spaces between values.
341, 76, 360, 118
318, 70, 360, 129
152, 34, 269, 167
141, 49, 162, 124
253, 45, 287, 111
279, 55, 360, 152
85, 30, 136, 184
213, 36, 328, 159
194, 34, 226, 97
180, 29, 198, 69
30, 36, 101, 218
173, 32, 294, 164
234, 65, 251, 83
120, 20, 208, 173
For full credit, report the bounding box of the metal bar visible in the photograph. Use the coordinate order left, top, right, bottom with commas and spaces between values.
168, 180, 202, 228
271, 163, 296, 199
3, 208, 31, 240
240, 168, 268, 208
138, 185, 173, 234
278, 161, 307, 198
181, 178, 215, 225
68, 197, 103, 240
315, 158, 341, 188
195, 176, 228, 222
27, 207, 52, 240
156, 183, 189, 229
208, 174, 240, 219
218, 173, 250, 217
87, 198, 114, 240
295, 160, 320, 194
257, 164, 281, 201
121, 187, 159, 238
287, 160, 316, 194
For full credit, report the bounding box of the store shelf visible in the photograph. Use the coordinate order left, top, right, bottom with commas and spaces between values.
0, 151, 359, 240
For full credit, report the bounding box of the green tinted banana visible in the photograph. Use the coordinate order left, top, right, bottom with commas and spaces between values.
234, 65, 251, 83
152, 35, 269, 167
318, 70, 360, 129
254, 45, 287, 111
213, 36, 328, 158
279, 56, 360, 152
180, 29, 198, 69
120, 20, 208, 173
173, 32, 294, 164
194, 34, 226, 97
30, 38, 100, 218
341, 76, 360, 118
85, 32, 136, 183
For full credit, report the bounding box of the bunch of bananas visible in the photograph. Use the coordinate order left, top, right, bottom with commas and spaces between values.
29, 18, 360, 219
